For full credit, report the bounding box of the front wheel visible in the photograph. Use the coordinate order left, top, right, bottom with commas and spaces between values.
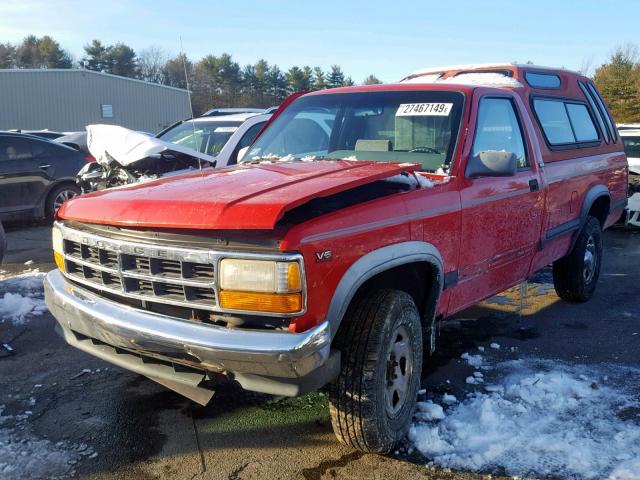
46, 184, 80, 220
552, 216, 603, 302
328, 289, 423, 453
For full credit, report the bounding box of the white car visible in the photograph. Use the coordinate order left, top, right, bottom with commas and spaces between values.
620, 129, 640, 175
157, 112, 271, 167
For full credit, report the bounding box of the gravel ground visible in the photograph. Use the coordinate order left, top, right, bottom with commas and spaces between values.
0, 223, 638, 480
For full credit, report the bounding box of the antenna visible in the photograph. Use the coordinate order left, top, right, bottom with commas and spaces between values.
180, 37, 202, 171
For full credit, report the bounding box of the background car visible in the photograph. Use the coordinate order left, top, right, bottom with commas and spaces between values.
0, 132, 89, 221
156, 112, 271, 167
201, 107, 267, 117
7, 129, 66, 140
620, 128, 640, 175
54, 131, 90, 155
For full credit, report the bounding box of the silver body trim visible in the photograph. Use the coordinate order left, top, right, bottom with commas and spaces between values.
45, 269, 330, 378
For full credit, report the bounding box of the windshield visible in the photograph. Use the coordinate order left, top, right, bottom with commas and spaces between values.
623, 136, 640, 158
246, 90, 464, 171
157, 121, 242, 156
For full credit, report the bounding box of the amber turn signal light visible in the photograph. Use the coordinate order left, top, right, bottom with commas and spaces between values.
219, 290, 302, 314
54, 251, 66, 272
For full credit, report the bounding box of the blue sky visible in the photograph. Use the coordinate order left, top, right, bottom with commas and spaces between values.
1, 0, 638, 82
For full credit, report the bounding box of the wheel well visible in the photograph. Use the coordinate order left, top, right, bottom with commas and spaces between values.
588, 195, 610, 228
354, 261, 439, 327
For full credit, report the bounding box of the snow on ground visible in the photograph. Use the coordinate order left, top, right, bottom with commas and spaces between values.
0, 269, 47, 325
0, 404, 95, 480
410, 358, 640, 480
460, 352, 483, 367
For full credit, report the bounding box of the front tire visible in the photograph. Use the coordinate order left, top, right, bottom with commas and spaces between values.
552, 216, 603, 302
46, 184, 80, 220
328, 289, 423, 453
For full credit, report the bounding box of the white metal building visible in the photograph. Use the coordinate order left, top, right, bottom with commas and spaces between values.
0, 69, 191, 134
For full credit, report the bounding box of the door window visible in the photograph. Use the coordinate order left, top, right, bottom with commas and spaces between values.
2, 137, 35, 161
229, 122, 266, 165
472, 98, 529, 168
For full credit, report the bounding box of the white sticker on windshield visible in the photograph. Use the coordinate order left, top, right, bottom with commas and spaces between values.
396, 103, 453, 116
214, 126, 238, 133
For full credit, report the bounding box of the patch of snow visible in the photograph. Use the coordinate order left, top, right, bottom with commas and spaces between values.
442, 394, 457, 405
275, 154, 296, 163
342, 155, 358, 161
415, 401, 445, 421
477, 346, 485, 352
410, 359, 640, 480
465, 375, 484, 385
490, 343, 501, 350
461, 352, 483, 368
414, 174, 435, 188
0, 404, 95, 480
0, 271, 47, 325
438, 72, 523, 88
609, 458, 640, 480
401, 73, 443, 84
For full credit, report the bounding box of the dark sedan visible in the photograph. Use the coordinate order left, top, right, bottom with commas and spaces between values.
0, 132, 87, 222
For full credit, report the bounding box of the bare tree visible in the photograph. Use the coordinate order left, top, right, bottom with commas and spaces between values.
139, 46, 168, 83
578, 57, 595, 77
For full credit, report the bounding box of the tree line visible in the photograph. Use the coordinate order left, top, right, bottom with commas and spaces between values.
3, 35, 639, 122
0, 35, 382, 116
592, 44, 640, 123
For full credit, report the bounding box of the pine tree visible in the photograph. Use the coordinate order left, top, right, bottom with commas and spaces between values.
82, 40, 110, 71
363, 74, 382, 85
327, 65, 345, 88
312, 66, 326, 90
107, 43, 137, 77
594, 45, 640, 123
0, 43, 17, 68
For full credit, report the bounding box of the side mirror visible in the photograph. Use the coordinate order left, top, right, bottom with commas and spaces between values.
237, 146, 250, 163
466, 150, 517, 179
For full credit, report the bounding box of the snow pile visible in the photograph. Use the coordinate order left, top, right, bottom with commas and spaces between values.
437, 72, 523, 88
460, 352, 483, 367
410, 359, 640, 479
0, 271, 47, 325
0, 404, 95, 479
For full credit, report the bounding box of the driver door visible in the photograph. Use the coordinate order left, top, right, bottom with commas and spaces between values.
448, 95, 545, 312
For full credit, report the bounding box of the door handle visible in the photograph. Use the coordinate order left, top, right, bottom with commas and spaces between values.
529, 179, 539, 192
39, 164, 52, 169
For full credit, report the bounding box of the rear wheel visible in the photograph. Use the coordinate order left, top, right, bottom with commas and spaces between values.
552, 216, 603, 302
328, 289, 423, 453
46, 184, 80, 220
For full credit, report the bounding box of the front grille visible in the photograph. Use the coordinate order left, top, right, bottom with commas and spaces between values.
62, 237, 218, 310
56, 222, 304, 321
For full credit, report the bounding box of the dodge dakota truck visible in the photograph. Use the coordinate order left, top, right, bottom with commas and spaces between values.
44, 64, 628, 453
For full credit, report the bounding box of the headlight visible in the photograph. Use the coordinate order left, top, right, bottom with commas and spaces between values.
218, 258, 303, 314
52, 226, 65, 272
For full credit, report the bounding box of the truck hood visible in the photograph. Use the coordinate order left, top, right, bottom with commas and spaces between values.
58, 160, 421, 230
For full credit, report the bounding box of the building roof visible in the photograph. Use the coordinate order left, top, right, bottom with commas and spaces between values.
0, 68, 188, 93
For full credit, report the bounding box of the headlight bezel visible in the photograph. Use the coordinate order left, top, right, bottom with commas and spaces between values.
215, 253, 307, 317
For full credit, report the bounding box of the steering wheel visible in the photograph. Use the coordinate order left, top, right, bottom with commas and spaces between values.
409, 146, 440, 154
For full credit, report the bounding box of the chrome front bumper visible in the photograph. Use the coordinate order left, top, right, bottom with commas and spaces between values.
45, 270, 337, 402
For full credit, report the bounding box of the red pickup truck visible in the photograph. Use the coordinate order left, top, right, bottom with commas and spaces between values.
45, 64, 627, 453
